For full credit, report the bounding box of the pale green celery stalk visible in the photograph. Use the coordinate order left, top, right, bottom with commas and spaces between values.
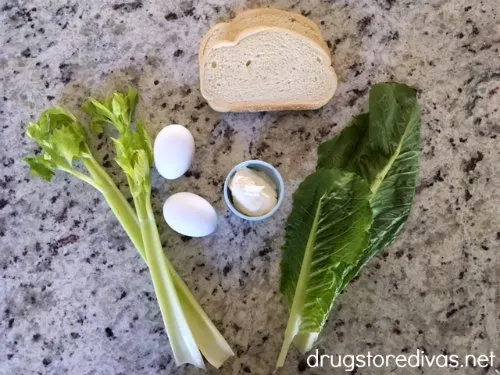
118, 159, 233, 367
84, 154, 233, 367
84, 89, 233, 367
134, 190, 204, 368
59, 158, 205, 367
82, 153, 144, 256
25, 103, 233, 368
170, 260, 234, 368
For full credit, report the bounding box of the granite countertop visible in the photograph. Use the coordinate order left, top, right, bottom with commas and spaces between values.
0, 1, 499, 374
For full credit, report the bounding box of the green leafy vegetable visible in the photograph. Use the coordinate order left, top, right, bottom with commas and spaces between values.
319, 83, 421, 276
277, 169, 372, 366
25, 90, 233, 369
277, 82, 420, 366
317, 114, 369, 171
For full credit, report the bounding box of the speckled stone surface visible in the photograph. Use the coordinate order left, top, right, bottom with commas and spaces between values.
0, 1, 499, 374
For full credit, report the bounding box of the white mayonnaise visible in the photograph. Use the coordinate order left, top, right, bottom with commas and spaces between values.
229, 167, 277, 217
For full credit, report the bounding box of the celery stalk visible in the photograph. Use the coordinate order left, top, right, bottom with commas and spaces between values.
83, 154, 144, 255
24, 94, 234, 369
169, 260, 234, 368
87, 149, 233, 367
135, 191, 204, 367
87, 89, 234, 367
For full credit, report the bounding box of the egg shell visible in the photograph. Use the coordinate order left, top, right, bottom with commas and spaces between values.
154, 125, 195, 179
163, 192, 217, 237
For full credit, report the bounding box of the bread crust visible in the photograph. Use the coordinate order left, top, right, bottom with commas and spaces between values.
233, 8, 323, 34
206, 96, 335, 112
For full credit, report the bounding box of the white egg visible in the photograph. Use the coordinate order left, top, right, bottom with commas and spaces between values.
154, 124, 195, 179
163, 192, 217, 237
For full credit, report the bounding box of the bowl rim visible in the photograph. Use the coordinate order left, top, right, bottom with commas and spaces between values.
223, 159, 285, 221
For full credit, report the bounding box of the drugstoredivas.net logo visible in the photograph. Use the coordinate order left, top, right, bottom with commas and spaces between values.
305, 349, 499, 372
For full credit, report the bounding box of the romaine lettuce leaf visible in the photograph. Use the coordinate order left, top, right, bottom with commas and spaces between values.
278, 83, 421, 366
320, 83, 421, 281
278, 169, 372, 366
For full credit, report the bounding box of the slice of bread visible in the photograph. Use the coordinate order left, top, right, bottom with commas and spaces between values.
200, 8, 330, 61
200, 26, 337, 112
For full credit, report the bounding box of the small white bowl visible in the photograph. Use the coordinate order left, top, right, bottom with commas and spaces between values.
223, 160, 285, 221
